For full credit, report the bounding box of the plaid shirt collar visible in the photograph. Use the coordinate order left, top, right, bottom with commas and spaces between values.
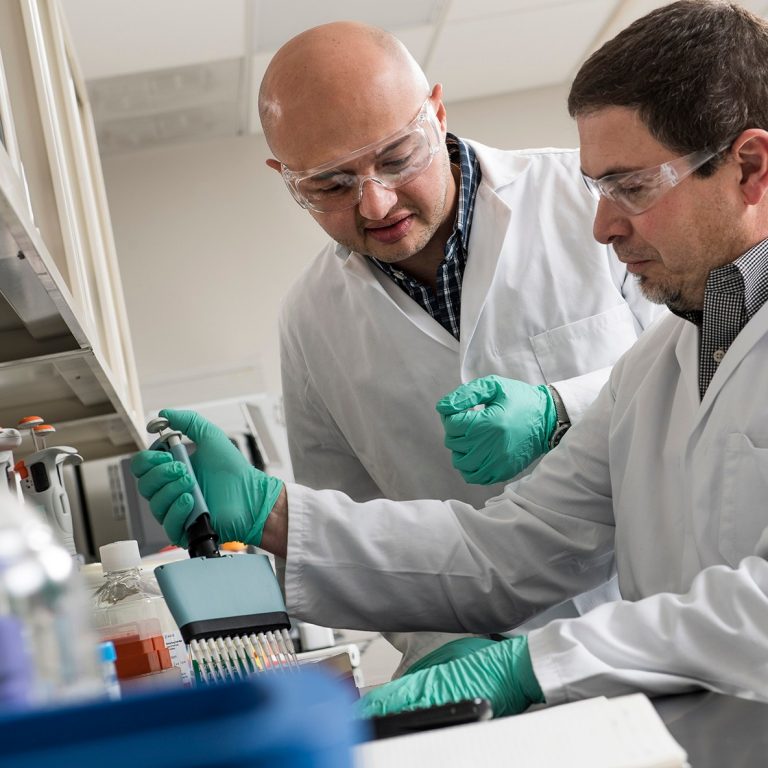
674, 238, 768, 327
444, 133, 478, 255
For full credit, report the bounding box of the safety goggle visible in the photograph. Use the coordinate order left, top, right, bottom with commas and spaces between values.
581, 143, 731, 215
280, 99, 441, 213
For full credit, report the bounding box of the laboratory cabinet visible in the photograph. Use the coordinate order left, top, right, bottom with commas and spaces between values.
0, 0, 144, 459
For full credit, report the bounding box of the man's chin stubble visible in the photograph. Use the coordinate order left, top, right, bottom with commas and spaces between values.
637, 275, 686, 310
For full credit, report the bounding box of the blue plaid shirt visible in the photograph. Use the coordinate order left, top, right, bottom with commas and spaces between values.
369, 135, 481, 339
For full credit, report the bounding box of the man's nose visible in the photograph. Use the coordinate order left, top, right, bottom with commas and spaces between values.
592, 196, 633, 245
357, 177, 398, 220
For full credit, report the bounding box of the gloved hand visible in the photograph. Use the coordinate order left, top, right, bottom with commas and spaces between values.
130, 409, 283, 547
405, 637, 498, 674
436, 375, 557, 485
357, 636, 543, 719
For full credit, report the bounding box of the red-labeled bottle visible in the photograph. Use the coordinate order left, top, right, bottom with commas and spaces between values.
92, 540, 186, 692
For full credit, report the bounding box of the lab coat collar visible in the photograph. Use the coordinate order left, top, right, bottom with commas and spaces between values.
464, 139, 535, 189
337, 243, 458, 349
679, 298, 768, 428
458, 181, 514, 361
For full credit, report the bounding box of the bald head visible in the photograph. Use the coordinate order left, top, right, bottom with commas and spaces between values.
259, 22, 431, 167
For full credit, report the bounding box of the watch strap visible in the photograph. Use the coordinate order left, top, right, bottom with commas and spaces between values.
547, 385, 571, 449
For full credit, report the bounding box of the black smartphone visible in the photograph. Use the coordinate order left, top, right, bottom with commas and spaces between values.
368, 698, 493, 740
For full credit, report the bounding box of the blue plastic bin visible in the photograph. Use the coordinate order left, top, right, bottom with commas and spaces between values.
0, 666, 367, 768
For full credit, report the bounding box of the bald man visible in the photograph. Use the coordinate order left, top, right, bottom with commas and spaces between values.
258, 22, 662, 674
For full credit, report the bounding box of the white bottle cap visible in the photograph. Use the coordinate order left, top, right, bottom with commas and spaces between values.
100, 540, 141, 573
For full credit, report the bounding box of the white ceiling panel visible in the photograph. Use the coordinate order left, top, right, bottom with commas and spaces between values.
61, 0, 247, 79
95, 102, 241, 155
427, 0, 617, 101
89, 60, 242, 121
581, 0, 673, 64
68, 0, 768, 155
447, 0, 612, 22
249, 0, 444, 53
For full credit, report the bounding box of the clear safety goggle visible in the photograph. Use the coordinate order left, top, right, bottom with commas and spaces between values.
581, 143, 731, 215
281, 99, 441, 213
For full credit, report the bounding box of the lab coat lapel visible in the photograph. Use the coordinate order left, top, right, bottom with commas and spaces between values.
459, 182, 513, 369
697, 299, 768, 419
341, 246, 458, 350
674, 321, 702, 412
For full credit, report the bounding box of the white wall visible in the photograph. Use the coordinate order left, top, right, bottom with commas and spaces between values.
102, 82, 579, 409
447, 83, 577, 150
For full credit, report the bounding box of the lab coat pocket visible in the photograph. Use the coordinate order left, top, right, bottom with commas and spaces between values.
719, 433, 768, 566
529, 303, 637, 383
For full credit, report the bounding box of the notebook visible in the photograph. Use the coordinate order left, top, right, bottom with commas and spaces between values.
355, 693, 688, 768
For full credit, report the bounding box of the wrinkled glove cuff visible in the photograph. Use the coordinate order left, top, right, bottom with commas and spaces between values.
405, 637, 497, 676
515, 641, 545, 704
246, 475, 284, 547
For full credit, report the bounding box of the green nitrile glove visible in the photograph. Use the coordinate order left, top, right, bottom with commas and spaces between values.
130, 409, 283, 547
357, 636, 544, 719
436, 375, 558, 485
405, 637, 498, 675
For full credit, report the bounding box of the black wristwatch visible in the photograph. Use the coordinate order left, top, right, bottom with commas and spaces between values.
547, 385, 571, 449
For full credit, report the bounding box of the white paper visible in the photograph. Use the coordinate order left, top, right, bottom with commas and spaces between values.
355, 694, 688, 768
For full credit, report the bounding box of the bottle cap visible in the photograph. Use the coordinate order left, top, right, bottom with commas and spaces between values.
100, 540, 141, 573
99, 641, 117, 663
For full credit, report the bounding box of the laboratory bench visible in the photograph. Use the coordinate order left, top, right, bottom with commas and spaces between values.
654, 690, 768, 767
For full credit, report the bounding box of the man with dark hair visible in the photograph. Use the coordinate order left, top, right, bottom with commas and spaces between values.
133, 0, 768, 717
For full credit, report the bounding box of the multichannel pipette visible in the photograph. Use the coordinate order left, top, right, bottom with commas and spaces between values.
145, 416, 298, 683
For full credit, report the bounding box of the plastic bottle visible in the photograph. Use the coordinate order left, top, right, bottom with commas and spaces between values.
92, 540, 187, 690
0, 495, 104, 710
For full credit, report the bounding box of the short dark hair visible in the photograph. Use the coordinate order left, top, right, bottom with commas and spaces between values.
568, 1, 768, 175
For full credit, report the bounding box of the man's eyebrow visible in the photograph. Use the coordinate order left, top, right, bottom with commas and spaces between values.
374, 135, 410, 159
312, 134, 413, 174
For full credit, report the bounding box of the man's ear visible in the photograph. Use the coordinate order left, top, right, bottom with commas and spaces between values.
429, 82, 448, 135
266, 158, 282, 173
734, 129, 768, 205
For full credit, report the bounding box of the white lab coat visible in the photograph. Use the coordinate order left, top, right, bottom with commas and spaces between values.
279, 142, 662, 668
283, 304, 768, 703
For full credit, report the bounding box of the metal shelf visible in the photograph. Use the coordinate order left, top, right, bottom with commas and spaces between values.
0, 137, 144, 459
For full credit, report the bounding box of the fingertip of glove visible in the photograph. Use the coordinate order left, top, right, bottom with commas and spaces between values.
160, 408, 192, 432
130, 449, 171, 476
438, 395, 477, 415
171, 461, 194, 480
161, 492, 195, 546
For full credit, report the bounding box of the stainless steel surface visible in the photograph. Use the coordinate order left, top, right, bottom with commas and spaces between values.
654, 691, 768, 767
